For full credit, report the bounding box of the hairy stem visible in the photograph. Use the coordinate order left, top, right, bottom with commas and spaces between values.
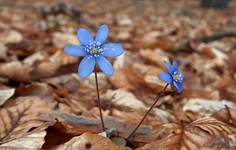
127, 84, 169, 139
94, 67, 105, 131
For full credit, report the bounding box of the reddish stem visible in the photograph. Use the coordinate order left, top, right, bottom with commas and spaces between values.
94, 67, 105, 131
127, 84, 169, 139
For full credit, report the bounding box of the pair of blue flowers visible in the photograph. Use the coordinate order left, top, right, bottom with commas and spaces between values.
64, 24, 184, 93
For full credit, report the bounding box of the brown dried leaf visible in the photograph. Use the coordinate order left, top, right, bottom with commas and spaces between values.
0, 88, 15, 106
40, 112, 153, 143
109, 69, 134, 90
139, 49, 167, 67
0, 131, 46, 149
55, 132, 122, 150
0, 61, 30, 82
212, 107, 236, 127
0, 96, 55, 144
137, 117, 236, 150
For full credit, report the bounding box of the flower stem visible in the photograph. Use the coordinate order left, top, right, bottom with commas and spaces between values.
127, 84, 169, 140
94, 66, 105, 132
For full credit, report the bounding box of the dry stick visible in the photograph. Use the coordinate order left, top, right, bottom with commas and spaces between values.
127, 84, 169, 140
94, 66, 105, 131
175, 29, 236, 52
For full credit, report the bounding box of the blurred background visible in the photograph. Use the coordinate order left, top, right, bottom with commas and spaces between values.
0, 0, 236, 149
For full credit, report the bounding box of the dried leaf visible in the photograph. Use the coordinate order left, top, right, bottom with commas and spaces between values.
105, 89, 147, 109
139, 49, 167, 67
0, 96, 55, 144
0, 131, 46, 150
55, 132, 122, 150
0, 88, 15, 106
39, 112, 153, 143
0, 61, 30, 82
212, 107, 236, 127
183, 98, 236, 117
137, 117, 236, 150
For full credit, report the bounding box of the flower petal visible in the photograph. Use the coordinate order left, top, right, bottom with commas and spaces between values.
173, 81, 183, 93
172, 60, 179, 72
78, 55, 95, 78
102, 43, 124, 57
95, 24, 109, 44
163, 61, 175, 74
77, 28, 93, 45
159, 72, 173, 84
64, 45, 87, 56
96, 56, 113, 76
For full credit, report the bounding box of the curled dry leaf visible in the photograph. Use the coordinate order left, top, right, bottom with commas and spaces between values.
183, 98, 236, 117
16, 82, 54, 98
0, 96, 55, 144
55, 132, 122, 150
137, 117, 236, 150
212, 107, 236, 127
30, 51, 68, 80
0, 88, 15, 106
0, 131, 46, 150
0, 61, 30, 82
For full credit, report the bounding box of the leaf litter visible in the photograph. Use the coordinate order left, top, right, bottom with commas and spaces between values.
0, 0, 236, 149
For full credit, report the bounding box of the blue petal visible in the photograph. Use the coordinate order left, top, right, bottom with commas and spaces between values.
102, 43, 124, 58
163, 61, 175, 74
172, 60, 179, 72
173, 81, 183, 93
159, 72, 173, 84
78, 55, 95, 78
95, 24, 109, 44
64, 45, 87, 56
77, 28, 93, 45
96, 56, 113, 76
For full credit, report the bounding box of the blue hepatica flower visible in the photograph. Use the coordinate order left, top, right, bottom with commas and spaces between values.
159, 60, 184, 93
64, 24, 124, 78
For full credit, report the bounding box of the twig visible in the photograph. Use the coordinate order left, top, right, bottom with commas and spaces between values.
225, 105, 233, 125
175, 29, 236, 52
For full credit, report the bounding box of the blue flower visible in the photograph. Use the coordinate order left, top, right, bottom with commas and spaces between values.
159, 60, 184, 93
64, 24, 124, 78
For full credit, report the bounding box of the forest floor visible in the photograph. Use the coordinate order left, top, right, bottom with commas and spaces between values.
0, 0, 236, 149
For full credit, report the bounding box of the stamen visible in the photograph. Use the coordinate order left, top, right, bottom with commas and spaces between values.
173, 71, 184, 82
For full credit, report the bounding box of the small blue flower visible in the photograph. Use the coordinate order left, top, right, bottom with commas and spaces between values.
64, 24, 124, 78
159, 60, 184, 93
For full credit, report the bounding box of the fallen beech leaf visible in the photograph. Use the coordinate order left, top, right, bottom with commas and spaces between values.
23, 51, 47, 66
2, 30, 23, 44
0, 131, 46, 149
183, 98, 236, 117
212, 107, 236, 127
109, 69, 134, 90
55, 132, 122, 150
137, 117, 236, 150
52, 32, 78, 48
0, 44, 7, 60
39, 112, 153, 143
139, 49, 167, 67
0, 88, 15, 106
217, 79, 236, 102
0, 96, 55, 144
0, 61, 30, 82
30, 51, 67, 79
105, 89, 147, 109
16, 82, 55, 98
